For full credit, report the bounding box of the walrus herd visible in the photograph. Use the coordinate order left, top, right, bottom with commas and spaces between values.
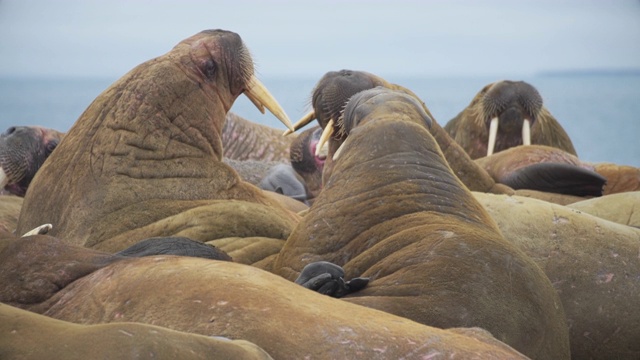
1, 29, 639, 360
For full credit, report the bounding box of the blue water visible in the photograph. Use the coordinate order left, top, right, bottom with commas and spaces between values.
0, 74, 638, 167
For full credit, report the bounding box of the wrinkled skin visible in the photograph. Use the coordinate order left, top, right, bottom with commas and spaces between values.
272, 89, 570, 360
1, 303, 273, 360
15, 30, 299, 257
302, 70, 506, 194
0, 235, 530, 360
475, 193, 640, 359
445, 80, 577, 159
0, 195, 22, 234
0, 126, 63, 196
289, 126, 324, 201
222, 112, 294, 162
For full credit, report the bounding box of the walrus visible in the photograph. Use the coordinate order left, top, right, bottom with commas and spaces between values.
285, 69, 508, 194
15, 30, 300, 258
0, 235, 530, 359
0, 303, 273, 360
475, 144, 607, 197
475, 192, 640, 359
475, 144, 639, 201
272, 88, 570, 360
0, 125, 64, 196
444, 80, 577, 159
289, 125, 324, 202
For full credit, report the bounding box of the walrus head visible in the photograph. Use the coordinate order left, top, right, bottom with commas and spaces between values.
445, 80, 576, 159
0, 126, 63, 196
474, 81, 542, 156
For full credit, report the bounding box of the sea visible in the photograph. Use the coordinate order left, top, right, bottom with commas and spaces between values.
1, 74, 638, 167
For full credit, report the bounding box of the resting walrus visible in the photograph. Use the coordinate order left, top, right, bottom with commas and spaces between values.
15, 30, 299, 256
0, 125, 63, 197
0, 235, 531, 359
272, 88, 570, 360
444, 80, 577, 159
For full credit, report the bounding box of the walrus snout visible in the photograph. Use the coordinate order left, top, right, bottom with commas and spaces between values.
482, 80, 543, 121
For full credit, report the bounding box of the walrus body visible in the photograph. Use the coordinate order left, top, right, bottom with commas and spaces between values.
476, 192, 640, 359
15, 30, 298, 255
0, 235, 530, 360
272, 89, 570, 360
445, 80, 576, 159
0, 303, 273, 360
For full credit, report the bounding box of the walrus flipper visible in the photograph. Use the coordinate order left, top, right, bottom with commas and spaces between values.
500, 163, 607, 197
116, 237, 232, 261
295, 261, 369, 298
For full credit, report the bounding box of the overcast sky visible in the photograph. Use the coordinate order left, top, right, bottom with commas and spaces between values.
1, 0, 639, 79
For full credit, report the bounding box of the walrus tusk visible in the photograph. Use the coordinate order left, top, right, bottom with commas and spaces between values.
244, 75, 294, 132
332, 141, 345, 161
315, 119, 334, 157
317, 140, 328, 159
487, 117, 499, 157
283, 109, 316, 136
522, 119, 531, 146
0, 168, 8, 189
22, 223, 53, 237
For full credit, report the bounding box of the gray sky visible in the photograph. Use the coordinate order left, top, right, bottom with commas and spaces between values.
1, 0, 639, 79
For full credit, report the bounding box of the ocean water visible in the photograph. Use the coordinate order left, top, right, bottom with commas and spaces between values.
0, 74, 638, 167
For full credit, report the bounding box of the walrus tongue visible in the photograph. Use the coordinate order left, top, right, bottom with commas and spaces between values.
243, 75, 294, 131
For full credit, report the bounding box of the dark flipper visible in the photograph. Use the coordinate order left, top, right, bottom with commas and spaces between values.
500, 163, 607, 197
116, 237, 232, 261
295, 261, 369, 298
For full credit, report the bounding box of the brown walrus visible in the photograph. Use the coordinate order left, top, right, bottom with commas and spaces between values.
476, 192, 640, 359
15, 30, 299, 257
286, 69, 508, 194
0, 125, 64, 197
445, 80, 577, 159
0, 235, 530, 359
0, 303, 274, 360
272, 88, 570, 360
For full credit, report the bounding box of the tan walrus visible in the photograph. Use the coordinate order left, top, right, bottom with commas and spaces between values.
15, 30, 299, 259
444, 80, 577, 159
0, 234, 530, 359
272, 88, 570, 360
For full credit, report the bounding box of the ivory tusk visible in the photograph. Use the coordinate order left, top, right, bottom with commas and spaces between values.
332, 141, 345, 161
244, 75, 294, 131
316, 140, 329, 159
315, 119, 334, 157
487, 117, 499, 157
522, 119, 531, 146
22, 223, 53, 237
283, 109, 317, 136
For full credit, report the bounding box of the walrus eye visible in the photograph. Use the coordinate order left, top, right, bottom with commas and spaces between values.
201, 58, 217, 80
45, 140, 59, 154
